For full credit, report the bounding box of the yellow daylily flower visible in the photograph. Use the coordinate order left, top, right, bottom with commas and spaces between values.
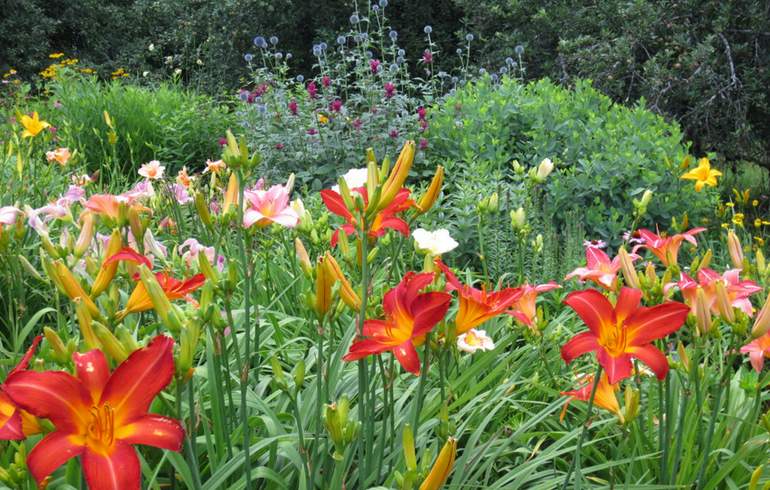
681, 158, 721, 192
20, 112, 51, 138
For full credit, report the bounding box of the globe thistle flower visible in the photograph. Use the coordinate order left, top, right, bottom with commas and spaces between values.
397, 48, 405, 57
389, 30, 398, 41
270, 36, 279, 45
424, 25, 432, 34
350, 13, 360, 24
372, 5, 379, 12
275, 52, 283, 59
515, 45, 525, 55
379, 0, 388, 7
244, 53, 254, 62
456, 48, 463, 55
337, 35, 346, 45
253, 36, 267, 48
505, 56, 514, 65
313, 45, 322, 57
389, 63, 398, 72
320, 42, 328, 51
286, 53, 293, 60
466, 33, 475, 42
296, 74, 305, 83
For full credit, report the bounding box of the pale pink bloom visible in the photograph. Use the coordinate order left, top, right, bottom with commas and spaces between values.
172, 183, 192, 205
0, 206, 21, 225
63, 185, 86, 204
24, 206, 49, 235
457, 329, 495, 353
243, 183, 299, 228
45, 147, 71, 166
741, 333, 770, 372
122, 180, 155, 200
565, 246, 638, 291
508, 282, 561, 326
203, 159, 226, 174
143, 229, 168, 259
583, 239, 607, 249
72, 174, 93, 187
138, 159, 165, 180
180, 238, 216, 267
632, 227, 706, 267
673, 268, 761, 317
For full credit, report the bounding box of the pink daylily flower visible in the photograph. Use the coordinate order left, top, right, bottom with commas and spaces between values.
565, 246, 638, 291
243, 182, 299, 229
673, 268, 761, 317
0, 206, 21, 226
740, 333, 770, 372
138, 160, 165, 180
632, 227, 706, 267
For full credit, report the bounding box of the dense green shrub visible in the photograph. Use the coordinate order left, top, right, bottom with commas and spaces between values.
455, 0, 770, 168
427, 77, 716, 244
47, 74, 233, 177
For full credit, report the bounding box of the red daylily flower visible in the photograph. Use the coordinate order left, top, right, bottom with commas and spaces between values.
507, 282, 560, 326
565, 246, 638, 291
103, 247, 205, 319
4, 336, 184, 489
561, 287, 689, 384
320, 186, 412, 246
632, 228, 706, 267
0, 336, 43, 440
343, 272, 451, 375
673, 267, 761, 317
435, 259, 522, 335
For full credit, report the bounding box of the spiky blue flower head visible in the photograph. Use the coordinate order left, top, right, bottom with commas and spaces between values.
379, 0, 388, 7
456, 48, 462, 55
505, 57, 514, 66
397, 48, 405, 57
465, 33, 474, 42
372, 5, 379, 12
389, 30, 398, 41
270, 36, 279, 46
515, 44, 524, 55
320, 42, 328, 51
286, 53, 293, 60
350, 13, 360, 24
244, 53, 254, 62
390, 63, 398, 72
296, 74, 305, 82
337, 35, 346, 45
423, 25, 432, 34
312, 45, 322, 56
253, 36, 267, 48
275, 52, 283, 59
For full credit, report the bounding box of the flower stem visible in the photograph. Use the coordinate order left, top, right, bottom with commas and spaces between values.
561, 363, 604, 490
236, 169, 252, 488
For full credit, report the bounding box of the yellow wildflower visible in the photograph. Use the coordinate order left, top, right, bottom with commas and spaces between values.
48, 52, 65, 59
733, 213, 745, 227
753, 199, 760, 207
681, 157, 721, 192
20, 112, 50, 138
317, 113, 329, 124
755, 218, 763, 229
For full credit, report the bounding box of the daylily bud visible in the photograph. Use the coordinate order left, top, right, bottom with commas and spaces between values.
645, 262, 657, 284
271, 356, 288, 390
695, 287, 712, 335
757, 249, 767, 275
532, 158, 554, 183
337, 176, 356, 212
618, 247, 640, 289
510, 207, 526, 231
314, 257, 333, 318
54, 261, 100, 318
403, 424, 417, 471
295, 238, 312, 276
73, 213, 95, 258
91, 229, 123, 297
43, 326, 68, 363
293, 359, 305, 391
39, 233, 59, 259
223, 173, 239, 215
93, 321, 128, 363
199, 282, 214, 312
115, 325, 138, 353
337, 230, 351, 257
138, 265, 185, 331
488, 192, 499, 212
677, 341, 690, 371
420, 437, 457, 490
18, 254, 46, 282
366, 160, 379, 199
227, 260, 238, 292
416, 165, 444, 215
623, 386, 640, 424
285, 173, 296, 195
378, 140, 415, 211
751, 293, 770, 338
697, 249, 713, 273
714, 280, 735, 323
128, 208, 144, 251
74, 298, 101, 350
324, 252, 362, 311
639, 189, 653, 209
178, 324, 198, 375
727, 230, 743, 269
198, 251, 219, 286
194, 192, 212, 227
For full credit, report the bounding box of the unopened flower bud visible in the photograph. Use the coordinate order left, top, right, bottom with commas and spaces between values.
727, 230, 743, 269
73, 213, 95, 258
618, 247, 640, 289
695, 287, 712, 335
416, 165, 444, 214
93, 321, 128, 363
510, 207, 526, 230
714, 279, 735, 323
420, 437, 458, 490
751, 293, 770, 338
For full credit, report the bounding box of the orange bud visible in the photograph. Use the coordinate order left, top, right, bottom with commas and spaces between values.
295, 238, 312, 275
714, 279, 735, 323
55, 261, 100, 318
223, 172, 239, 215
314, 257, 333, 318
416, 165, 444, 214
377, 140, 415, 211
91, 229, 123, 297
695, 287, 712, 335
74, 297, 102, 350
419, 437, 457, 490
73, 213, 95, 258
324, 252, 361, 311
618, 246, 640, 289
751, 293, 770, 338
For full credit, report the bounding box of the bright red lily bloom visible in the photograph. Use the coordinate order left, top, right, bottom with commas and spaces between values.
0, 336, 43, 440
561, 287, 689, 384
343, 272, 451, 375
565, 246, 638, 291
507, 282, 560, 326
4, 336, 184, 489
560, 372, 622, 422
632, 227, 706, 267
673, 267, 761, 317
435, 259, 522, 335
104, 247, 205, 319
740, 332, 770, 373
320, 186, 412, 246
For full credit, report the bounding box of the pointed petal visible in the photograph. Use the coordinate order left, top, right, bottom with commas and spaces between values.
630, 344, 670, 380
343, 339, 389, 361
563, 289, 613, 336
4, 371, 91, 431
176, 274, 206, 296
586, 246, 610, 268
9, 335, 42, 376
393, 341, 421, 375
26, 432, 85, 485
320, 190, 352, 219
434, 258, 463, 291
82, 443, 140, 490
103, 247, 152, 269
117, 414, 184, 451
749, 351, 765, 373
101, 336, 175, 423
597, 350, 633, 384
0, 393, 23, 440
615, 287, 642, 324
411, 292, 451, 336
560, 331, 599, 364
626, 302, 690, 345
72, 349, 110, 403
379, 216, 410, 237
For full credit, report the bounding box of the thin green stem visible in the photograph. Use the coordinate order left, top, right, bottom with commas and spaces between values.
236, 169, 252, 488
561, 363, 604, 490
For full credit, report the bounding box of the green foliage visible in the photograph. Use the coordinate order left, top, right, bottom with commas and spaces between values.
456, 0, 770, 169
428, 77, 717, 243
47, 73, 233, 176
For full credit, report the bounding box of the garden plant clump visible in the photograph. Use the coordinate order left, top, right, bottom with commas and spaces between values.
1, 2, 770, 490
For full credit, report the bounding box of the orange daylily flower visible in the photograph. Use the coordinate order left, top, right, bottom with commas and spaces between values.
632, 227, 706, 267
508, 282, 560, 326
4, 336, 184, 489
435, 258, 522, 335
560, 372, 622, 422
321, 186, 412, 246
561, 287, 689, 384
343, 272, 451, 375
0, 335, 43, 440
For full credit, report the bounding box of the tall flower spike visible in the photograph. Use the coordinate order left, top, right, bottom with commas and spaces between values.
435, 259, 522, 335
4, 336, 184, 489
343, 272, 451, 375
561, 287, 689, 384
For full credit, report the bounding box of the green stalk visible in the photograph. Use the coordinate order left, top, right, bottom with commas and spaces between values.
670, 372, 690, 484
235, 169, 252, 488
561, 363, 604, 490
356, 221, 371, 482
412, 333, 431, 432
185, 376, 202, 490
290, 394, 311, 489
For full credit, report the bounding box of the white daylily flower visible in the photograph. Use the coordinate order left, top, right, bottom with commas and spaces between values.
331, 168, 368, 193
457, 329, 495, 353
413, 228, 458, 256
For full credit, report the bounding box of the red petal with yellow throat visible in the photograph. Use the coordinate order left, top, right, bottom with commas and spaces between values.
82, 441, 141, 490
4, 370, 92, 432
563, 289, 613, 337
100, 336, 175, 424
26, 432, 85, 485
117, 414, 184, 451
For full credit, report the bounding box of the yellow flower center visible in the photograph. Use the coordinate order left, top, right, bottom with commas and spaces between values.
86, 404, 115, 453
599, 322, 627, 357
465, 330, 482, 346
